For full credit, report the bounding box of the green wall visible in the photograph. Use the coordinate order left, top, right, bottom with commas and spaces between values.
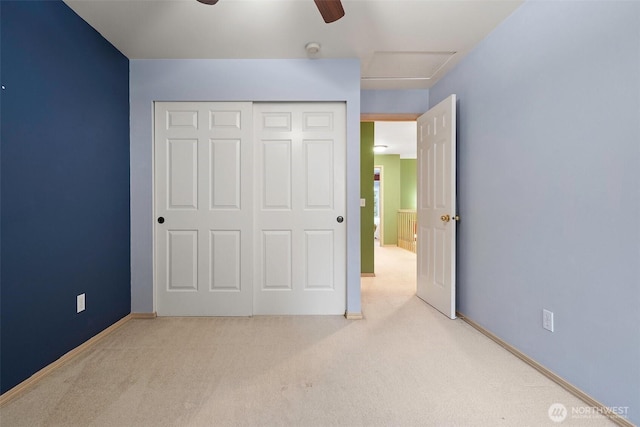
374, 154, 401, 246
360, 123, 375, 274
400, 159, 417, 209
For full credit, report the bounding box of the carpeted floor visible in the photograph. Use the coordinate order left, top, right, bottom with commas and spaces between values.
0, 245, 614, 426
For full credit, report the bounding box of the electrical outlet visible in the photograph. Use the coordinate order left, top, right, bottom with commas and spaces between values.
77, 293, 86, 313
543, 309, 554, 332
360, 198, 366, 207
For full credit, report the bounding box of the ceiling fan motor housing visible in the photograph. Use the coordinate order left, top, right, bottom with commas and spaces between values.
196, 0, 345, 24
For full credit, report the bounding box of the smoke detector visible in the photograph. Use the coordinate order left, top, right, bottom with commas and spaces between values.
305, 42, 321, 56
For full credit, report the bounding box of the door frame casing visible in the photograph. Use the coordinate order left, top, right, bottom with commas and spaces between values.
373, 165, 385, 246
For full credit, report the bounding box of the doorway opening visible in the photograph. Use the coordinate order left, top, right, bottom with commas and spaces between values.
368, 119, 418, 292
361, 96, 458, 319
373, 166, 382, 245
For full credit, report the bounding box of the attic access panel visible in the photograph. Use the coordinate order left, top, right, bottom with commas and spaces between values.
363, 51, 456, 85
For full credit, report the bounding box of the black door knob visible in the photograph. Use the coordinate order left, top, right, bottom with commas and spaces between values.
337, 216, 344, 223
157, 217, 165, 224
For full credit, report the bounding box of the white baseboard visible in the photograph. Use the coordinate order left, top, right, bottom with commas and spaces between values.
131, 312, 157, 319
458, 312, 634, 427
0, 314, 132, 407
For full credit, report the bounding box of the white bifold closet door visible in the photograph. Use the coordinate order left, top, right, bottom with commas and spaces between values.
253, 103, 346, 315
154, 102, 254, 316
154, 102, 346, 316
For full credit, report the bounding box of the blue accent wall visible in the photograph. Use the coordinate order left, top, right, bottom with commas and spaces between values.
430, 1, 640, 422
1, 1, 130, 394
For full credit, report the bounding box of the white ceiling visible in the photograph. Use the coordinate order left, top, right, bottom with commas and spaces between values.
375, 121, 417, 159
64, 0, 521, 153
64, 0, 522, 90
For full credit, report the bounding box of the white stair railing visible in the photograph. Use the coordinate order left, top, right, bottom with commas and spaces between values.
397, 209, 417, 253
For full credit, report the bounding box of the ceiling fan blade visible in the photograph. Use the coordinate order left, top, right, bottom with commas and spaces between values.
313, 0, 345, 23
196, 0, 219, 4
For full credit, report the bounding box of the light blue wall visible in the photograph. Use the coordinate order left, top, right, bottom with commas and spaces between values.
130, 59, 362, 316
430, 1, 640, 422
361, 89, 429, 114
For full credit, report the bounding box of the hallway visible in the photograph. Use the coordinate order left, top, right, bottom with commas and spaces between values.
362, 244, 417, 304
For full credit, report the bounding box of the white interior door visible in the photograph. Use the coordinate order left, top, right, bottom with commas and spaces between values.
154, 102, 253, 316
416, 95, 457, 319
253, 103, 346, 315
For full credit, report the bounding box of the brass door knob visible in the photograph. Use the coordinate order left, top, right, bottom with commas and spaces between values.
440, 214, 450, 223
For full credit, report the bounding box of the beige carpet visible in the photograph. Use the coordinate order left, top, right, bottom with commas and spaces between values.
0, 245, 614, 426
